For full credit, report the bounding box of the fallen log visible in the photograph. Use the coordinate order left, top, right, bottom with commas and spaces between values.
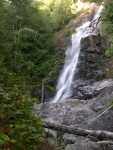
43, 122, 113, 141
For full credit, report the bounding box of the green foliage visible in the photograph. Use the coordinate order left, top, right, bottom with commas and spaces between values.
0, 0, 59, 84
41, 0, 76, 31
53, 137, 66, 150
105, 99, 113, 109
101, 0, 113, 40
105, 44, 113, 57
46, 85, 55, 91
0, 69, 45, 149
101, 0, 113, 57
0, 130, 16, 146
0, 0, 76, 147
0, 0, 75, 85
51, 0, 75, 30
66, 27, 75, 37
0, 67, 45, 149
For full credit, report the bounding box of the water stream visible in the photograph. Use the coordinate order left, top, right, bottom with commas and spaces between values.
52, 6, 103, 103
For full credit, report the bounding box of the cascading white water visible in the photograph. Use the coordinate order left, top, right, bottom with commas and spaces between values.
52, 6, 104, 103
52, 22, 90, 103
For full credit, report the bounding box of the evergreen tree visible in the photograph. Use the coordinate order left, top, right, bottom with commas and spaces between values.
101, 0, 113, 57
0, 0, 76, 147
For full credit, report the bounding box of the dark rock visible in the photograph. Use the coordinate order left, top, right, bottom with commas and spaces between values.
39, 139, 55, 150
76, 34, 107, 80
72, 79, 113, 100
31, 87, 41, 101
31, 85, 56, 102
66, 141, 101, 150
85, 53, 103, 63
99, 141, 113, 150
88, 110, 113, 132
44, 87, 56, 102
81, 34, 105, 54
92, 102, 103, 112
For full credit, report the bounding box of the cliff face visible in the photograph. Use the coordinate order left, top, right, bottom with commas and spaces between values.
71, 32, 109, 100
78, 34, 107, 80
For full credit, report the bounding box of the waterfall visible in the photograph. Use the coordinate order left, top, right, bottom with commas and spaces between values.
52, 6, 103, 103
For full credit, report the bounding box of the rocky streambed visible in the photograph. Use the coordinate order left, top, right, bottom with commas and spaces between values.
34, 79, 113, 150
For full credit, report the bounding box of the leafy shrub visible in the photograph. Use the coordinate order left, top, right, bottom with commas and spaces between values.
101, 0, 113, 57
0, 69, 45, 149
66, 27, 75, 37
105, 44, 113, 57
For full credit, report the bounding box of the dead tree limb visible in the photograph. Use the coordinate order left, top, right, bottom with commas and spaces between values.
43, 122, 113, 141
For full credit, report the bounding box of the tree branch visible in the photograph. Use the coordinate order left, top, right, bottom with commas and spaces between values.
43, 122, 113, 141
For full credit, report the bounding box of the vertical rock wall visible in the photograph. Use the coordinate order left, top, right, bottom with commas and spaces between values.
71, 28, 109, 100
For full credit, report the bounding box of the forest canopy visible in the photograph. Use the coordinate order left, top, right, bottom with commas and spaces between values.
0, 0, 76, 149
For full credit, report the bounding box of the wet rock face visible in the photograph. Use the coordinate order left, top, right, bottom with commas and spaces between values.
76, 34, 107, 80
71, 33, 108, 100
81, 34, 103, 54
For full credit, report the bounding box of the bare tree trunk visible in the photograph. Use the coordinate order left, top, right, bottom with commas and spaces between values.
41, 81, 45, 103
43, 122, 113, 141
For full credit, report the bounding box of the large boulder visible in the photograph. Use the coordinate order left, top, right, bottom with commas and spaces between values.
72, 79, 113, 100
